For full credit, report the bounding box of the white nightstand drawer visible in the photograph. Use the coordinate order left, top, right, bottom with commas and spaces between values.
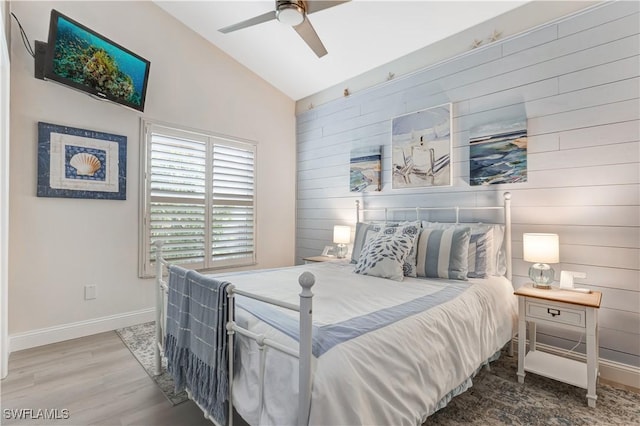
526, 301, 585, 327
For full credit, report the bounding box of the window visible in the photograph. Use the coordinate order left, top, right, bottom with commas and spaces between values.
140, 121, 256, 277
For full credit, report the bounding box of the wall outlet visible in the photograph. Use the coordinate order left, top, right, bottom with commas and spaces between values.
84, 285, 96, 300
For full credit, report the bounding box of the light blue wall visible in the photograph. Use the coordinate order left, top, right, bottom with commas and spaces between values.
295, 2, 640, 367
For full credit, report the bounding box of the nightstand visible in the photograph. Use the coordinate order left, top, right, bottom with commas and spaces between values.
302, 255, 335, 264
514, 285, 602, 407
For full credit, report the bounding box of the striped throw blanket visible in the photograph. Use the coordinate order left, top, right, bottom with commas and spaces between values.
164, 265, 232, 426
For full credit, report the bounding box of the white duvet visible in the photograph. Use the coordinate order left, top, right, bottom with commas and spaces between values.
210, 261, 517, 426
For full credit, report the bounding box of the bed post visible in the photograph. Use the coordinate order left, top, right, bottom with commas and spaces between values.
226, 285, 236, 426
298, 271, 315, 426
154, 240, 164, 376
503, 192, 512, 282
503, 192, 516, 357
355, 199, 360, 223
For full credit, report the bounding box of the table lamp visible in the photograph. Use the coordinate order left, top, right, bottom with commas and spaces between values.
523, 233, 559, 289
333, 225, 351, 259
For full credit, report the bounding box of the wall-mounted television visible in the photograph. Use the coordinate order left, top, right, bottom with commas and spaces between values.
43, 9, 150, 112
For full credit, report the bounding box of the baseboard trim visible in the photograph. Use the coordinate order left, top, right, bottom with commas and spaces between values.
9, 308, 155, 353
513, 338, 640, 390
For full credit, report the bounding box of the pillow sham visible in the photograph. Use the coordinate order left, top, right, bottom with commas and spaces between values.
354, 230, 417, 281
351, 222, 384, 264
422, 221, 504, 277
377, 221, 422, 277
467, 228, 491, 278
416, 227, 471, 280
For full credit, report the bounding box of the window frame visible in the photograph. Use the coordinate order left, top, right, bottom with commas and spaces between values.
139, 119, 257, 278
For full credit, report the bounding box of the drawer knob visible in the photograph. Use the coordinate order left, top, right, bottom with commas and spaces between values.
547, 308, 561, 317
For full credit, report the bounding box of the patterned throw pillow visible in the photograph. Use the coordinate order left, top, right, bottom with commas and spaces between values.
354, 231, 417, 281
350, 222, 383, 264
416, 227, 471, 280
377, 221, 422, 277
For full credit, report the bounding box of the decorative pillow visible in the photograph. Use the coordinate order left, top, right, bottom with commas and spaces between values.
423, 222, 504, 277
377, 221, 422, 277
351, 222, 383, 264
467, 227, 492, 278
416, 227, 471, 280
350, 222, 400, 264
354, 231, 417, 281
492, 224, 507, 276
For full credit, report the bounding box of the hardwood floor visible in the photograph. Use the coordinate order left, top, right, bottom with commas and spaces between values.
0, 331, 218, 425
3, 331, 637, 426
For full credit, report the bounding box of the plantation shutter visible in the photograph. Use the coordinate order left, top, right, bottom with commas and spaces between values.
141, 122, 257, 277
211, 142, 256, 267
148, 132, 208, 269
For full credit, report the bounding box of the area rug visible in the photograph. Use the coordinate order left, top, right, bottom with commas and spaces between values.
116, 321, 188, 405
426, 352, 640, 425
118, 322, 640, 424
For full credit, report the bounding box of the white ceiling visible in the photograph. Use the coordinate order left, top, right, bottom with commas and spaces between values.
155, 1, 530, 101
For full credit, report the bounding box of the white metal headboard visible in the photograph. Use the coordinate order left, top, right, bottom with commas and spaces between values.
355, 192, 513, 281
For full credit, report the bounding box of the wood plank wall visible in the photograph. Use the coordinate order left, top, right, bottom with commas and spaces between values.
295, 2, 640, 367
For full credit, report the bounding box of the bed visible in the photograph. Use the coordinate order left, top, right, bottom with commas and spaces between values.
154, 192, 518, 426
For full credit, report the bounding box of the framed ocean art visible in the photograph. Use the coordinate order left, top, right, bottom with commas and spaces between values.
37, 122, 127, 199
469, 117, 527, 186
350, 146, 382, 192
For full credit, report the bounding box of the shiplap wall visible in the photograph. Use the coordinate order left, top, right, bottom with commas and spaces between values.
295, 1, 640, 367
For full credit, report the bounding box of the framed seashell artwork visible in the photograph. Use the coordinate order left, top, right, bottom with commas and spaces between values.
37, 122, 126, 199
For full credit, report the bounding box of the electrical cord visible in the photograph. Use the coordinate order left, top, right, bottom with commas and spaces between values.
563, 333, 584, 356
11, 12, 35, 58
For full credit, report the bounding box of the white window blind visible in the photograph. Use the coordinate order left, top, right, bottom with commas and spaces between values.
140, 122, 256, 277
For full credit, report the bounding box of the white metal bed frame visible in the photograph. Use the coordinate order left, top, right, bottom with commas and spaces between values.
153, 192, 512, 426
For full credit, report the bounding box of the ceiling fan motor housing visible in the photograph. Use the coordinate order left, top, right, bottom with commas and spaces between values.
276, 0, 306, 26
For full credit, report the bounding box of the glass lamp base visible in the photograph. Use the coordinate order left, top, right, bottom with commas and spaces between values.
336, 244, 347, 259
529, 263, 555, 289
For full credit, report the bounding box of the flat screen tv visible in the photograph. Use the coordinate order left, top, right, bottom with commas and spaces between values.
44, 9, 150, 112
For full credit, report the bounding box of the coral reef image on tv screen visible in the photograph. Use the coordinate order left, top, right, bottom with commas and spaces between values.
51, 15, 148, 108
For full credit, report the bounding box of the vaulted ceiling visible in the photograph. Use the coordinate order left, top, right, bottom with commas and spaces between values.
155, 1, 530, 100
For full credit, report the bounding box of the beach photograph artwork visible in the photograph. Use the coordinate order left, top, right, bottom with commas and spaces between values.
469, 118, 528, 186
350, 146, 382, 192
391, 104, 452, 189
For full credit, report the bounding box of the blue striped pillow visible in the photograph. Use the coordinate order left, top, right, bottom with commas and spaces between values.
416, 227, 471, 280
467, 229, 490, 278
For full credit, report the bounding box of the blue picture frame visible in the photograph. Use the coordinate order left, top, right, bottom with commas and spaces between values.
37, 122, 127, 200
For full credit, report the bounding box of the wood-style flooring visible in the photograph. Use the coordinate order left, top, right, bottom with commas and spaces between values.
0, 331, 223, 425
2, 331, 637, 426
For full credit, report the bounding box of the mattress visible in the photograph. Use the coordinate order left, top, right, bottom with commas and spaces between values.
209, 260, 518, 426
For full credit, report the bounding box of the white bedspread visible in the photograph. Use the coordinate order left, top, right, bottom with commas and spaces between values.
210, 261, 517, 426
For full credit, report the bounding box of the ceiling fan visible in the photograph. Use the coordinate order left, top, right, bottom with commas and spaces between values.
218, 1, 350, 58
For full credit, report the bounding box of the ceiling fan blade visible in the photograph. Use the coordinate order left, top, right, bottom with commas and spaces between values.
305, 0, 351, 15
219, 10, 277, 34
294, 18, 328, 57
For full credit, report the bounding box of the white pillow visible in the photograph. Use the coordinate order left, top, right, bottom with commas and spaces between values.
350, 222, 387, 264
377, 221, 422, 277
354, 230, 417, 281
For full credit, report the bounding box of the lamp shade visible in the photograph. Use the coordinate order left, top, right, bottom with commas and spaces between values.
523, 233, 559, 263
333, 225, 351, 244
